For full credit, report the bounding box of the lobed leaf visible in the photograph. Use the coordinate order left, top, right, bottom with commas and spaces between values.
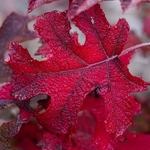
6, 4, 146, 137
78, 92, 140, 149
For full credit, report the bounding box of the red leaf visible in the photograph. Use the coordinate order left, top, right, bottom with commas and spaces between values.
116, 133, 150, 150
68, 0, 103, 18
0, 12, 36, 83
76, 92, 140, 149
7, 5, 146, 137
27, 0, 105, 18
27, 0, 104, 17
28, 0, 58, 13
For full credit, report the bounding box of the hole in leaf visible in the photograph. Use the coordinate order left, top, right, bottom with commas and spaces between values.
27, 19, 36, 32
29, 94, 50, 112
70, 20, 85, 45
0, 101, 20, 124
21, 38, 47, 61
91, 17, 94, 24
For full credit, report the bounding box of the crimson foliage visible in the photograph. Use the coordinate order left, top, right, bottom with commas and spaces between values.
0, 1, 150, 150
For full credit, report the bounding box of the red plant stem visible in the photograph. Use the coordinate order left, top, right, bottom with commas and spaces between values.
119, 42, 150, 57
